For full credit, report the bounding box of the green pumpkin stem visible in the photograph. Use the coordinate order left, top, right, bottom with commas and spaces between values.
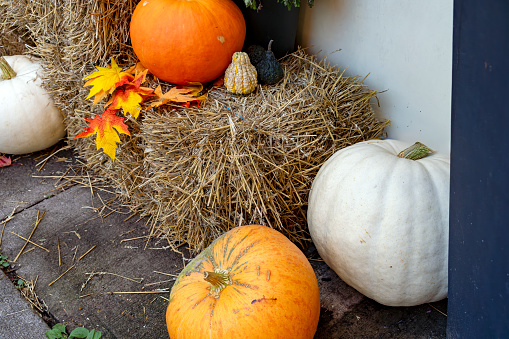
0, 57, 16, 80
398, 142, 434, 160
204, 269, 232, 297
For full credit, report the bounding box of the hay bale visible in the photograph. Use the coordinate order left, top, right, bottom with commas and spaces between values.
1, 0, 389, 252
78, 50, 389, 251
0, 20, 30, 56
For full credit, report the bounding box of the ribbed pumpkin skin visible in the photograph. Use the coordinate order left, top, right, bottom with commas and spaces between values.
130, 0, 245, 85
307, 139, 450, 306
166, 225, 320, 339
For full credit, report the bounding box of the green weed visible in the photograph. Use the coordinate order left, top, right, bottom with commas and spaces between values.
16, 278, 25, 289
0, 254, 9, 268
46, 323, 102, 339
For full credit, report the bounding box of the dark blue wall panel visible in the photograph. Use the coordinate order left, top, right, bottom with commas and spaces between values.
448, 0, 509, 337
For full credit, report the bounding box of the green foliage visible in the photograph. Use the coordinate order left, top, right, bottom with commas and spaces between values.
16, 278, 25, 289
46, 323, 102, 339
46, 323, 67, 339
242, 0, 315, 10
0, 254, 9, 268
69, 327, 102, 339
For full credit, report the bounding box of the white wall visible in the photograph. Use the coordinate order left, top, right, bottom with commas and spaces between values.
297, 0, 453, 154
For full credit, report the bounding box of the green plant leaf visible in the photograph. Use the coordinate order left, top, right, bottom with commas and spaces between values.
16, 279, 25, 289
45, 330, 64, 339
46, 326, 66, 338
87, 329, 102, 339
53, 323, 67, 333
46, 323, 67, 338
45, 330, 59, 339
0, 254, 9, 267
69, 327, 89, 338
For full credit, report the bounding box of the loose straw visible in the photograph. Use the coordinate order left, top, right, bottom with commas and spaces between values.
13, 211, 46, 262
78, 245, 96, 261
9, 232, 50, 252
48, 265, 75, 287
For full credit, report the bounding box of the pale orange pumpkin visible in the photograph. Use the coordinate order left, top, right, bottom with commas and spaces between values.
130, 0, 246, 85
166, 224, 321, 338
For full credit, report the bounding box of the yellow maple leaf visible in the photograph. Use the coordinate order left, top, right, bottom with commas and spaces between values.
106, 70, 154, 119
84, 58, 134, 105
148, 83, 207, 109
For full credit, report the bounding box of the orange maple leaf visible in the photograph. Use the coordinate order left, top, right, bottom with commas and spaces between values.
74, 106, 130, 162
106, 70, 154, 119
148, 83, 207, 109
126, 62, 150, 75
84, 58, 134, 105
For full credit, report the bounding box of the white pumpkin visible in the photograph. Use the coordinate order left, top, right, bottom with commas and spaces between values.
0, 55, 66, 154
307, 139, 450, 306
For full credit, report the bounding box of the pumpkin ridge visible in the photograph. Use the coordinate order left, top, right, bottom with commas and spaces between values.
208, 298, 217, 332
197, 281, 223, 333
222, 231, 240, 264
226, 240, 261, 275
205, 250, 220, 271
231, 279, 259, 291
192, 293, 212, 310
218, 228, 260, 264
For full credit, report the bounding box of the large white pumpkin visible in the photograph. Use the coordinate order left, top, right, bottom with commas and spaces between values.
307, 139, 450, 306
0, 55, 66, 154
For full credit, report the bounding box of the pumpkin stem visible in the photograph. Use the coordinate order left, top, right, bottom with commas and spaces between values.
0, 56, 16, 80
397, 142, 434, 160
267, 39, 274, 52
204, 269, 232, 298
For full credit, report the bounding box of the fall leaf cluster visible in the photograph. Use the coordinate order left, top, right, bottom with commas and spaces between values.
75, 59, 207, 161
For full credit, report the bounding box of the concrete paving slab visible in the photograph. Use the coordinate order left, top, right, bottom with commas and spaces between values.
1, 184, 183, 338
0, 273, 50, 339
0, 143, 74, 220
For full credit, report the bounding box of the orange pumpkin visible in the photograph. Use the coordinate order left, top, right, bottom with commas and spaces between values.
166, 224, 321, 338
130, 0, 246, 85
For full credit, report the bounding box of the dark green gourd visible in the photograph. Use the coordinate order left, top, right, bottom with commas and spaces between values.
246, 44, 266, 65
255, 40, 284, 85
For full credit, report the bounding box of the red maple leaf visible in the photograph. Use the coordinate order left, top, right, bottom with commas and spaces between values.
74, 105, 130, 161
106, 70, 154, 119
0, 155, 11, 167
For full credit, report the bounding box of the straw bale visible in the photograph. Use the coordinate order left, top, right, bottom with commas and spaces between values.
77, 50, 389, 252
1, 0, 389, 252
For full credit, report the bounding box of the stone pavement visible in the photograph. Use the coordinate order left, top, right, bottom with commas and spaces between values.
0, 143, 448, 338
0, 272, 49, 339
